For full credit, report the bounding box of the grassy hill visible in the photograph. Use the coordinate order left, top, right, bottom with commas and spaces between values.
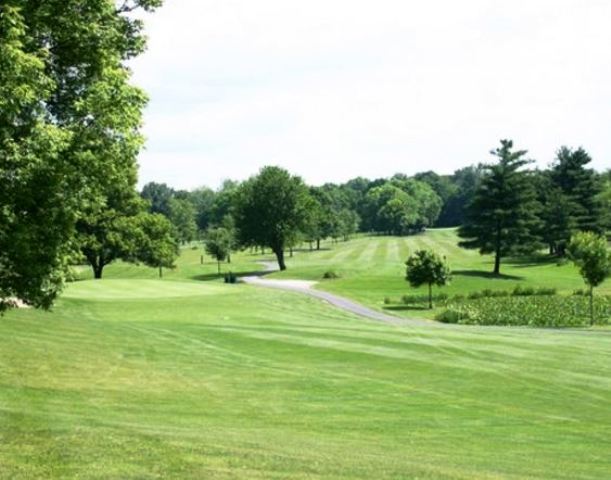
2, 229, 610, 478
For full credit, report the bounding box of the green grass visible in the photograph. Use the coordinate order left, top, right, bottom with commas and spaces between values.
269, 229, 611, 319
2, 279, 611, 478
2, 229, 610, 478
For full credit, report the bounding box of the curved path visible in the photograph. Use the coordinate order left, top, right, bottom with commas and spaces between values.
242, 262, 428, 327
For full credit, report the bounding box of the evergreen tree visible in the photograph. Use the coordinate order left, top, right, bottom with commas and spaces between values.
550, 147, 604, 233
459, 140, 542, 275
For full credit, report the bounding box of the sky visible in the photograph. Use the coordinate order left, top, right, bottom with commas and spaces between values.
130, 0, 611, 190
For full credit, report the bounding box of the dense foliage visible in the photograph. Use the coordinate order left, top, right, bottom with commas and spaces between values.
0, 1, 162, 309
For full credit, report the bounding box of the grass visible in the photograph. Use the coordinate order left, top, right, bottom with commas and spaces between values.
2, 229, 610, 478
2, 280, 611, 478
269, 229, 611, 318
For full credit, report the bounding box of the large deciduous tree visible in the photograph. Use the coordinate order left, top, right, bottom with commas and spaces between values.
458, 140, 542, 275
233, 167, 312, 271
0, 0, 162, 310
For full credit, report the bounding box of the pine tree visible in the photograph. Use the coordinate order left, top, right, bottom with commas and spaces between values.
458, 140, 543, 275
550, 147, 604, 233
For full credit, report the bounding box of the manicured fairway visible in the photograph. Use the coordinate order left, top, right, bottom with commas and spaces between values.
269, 229, 611, 318
1, 279, 611, 478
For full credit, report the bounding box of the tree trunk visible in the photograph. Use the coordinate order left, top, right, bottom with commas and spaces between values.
428, 283, 433, 309
493, 223, 501, 275
159, 266, 163, 278
493, 251, 501, 275
590, 285, 594, 326
217, 260, 221, 275
275, 249, 287, 271
316, 238, 320, 250
227, 253, 231, 263
290, 246, 293, 257
93, 265, 104, 279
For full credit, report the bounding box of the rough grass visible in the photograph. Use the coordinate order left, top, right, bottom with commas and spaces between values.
2, 280, 611, 478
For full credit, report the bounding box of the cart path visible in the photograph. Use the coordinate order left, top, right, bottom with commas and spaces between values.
241, 262, 428, 327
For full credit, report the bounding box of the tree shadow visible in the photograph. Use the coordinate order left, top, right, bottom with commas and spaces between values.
383, 305, 431, 312
505, 255, 559, 268
453, 269, 523, 280
190, 270, 270, 282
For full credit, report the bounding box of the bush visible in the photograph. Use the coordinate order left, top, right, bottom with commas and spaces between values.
323, 270, 340, 279
224, 272, 237, 284
436, 295, 611, 327
512, 285, 535, 296
536, 287, 557, 296
384, 297, 392, 305
436, 309, 466, 324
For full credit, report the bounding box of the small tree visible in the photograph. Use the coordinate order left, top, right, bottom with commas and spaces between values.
405, 250, 451, 309
568, 232, 610, 325
205, 228, 232, 275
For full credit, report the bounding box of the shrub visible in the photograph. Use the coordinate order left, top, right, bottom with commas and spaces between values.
224, 272, 237, 284
384, 297, 392, 305
436, 309, 466, 324
323, 270, 340, 279
536, 287, 557, 296
512, 285, 535, 296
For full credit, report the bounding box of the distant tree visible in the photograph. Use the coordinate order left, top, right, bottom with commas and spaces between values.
337, 209, 360, 241
233, 166, 312, 271
405, 250, 451, 309
533, 171, 576, 255
459, 140, 542, 275
599, 171, 611, 230
437, 165, 483, 227
205, 227, 232, 275
141, 182, 175, 217
550, 147, 604, 233
568, 232, 610, 325
133, 213, 179, 278
220, 214, 238, 263
210, 180, 239, 226
168, 197, 197, 244
189, 187, 216, 231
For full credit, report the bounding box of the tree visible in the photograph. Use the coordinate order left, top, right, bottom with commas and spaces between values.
205, 228, 232, 275
459, 140, 542, 275
0, 5, 74, 310
134, 213, 179, 278
141, 182, 175, 217
168, 197, 197, 244
1, 1, 162, 309
550, 147, 604, 233
567, 232, 610, 325
405, 250, 451, 309
233, 166, 312, 271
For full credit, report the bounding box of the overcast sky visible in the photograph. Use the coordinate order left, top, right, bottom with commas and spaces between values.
131, 0, 611, 190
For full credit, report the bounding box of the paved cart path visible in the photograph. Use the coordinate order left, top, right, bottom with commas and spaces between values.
242, 262, 428, 327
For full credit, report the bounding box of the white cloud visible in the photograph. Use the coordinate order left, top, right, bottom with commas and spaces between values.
131, 0, 611, 189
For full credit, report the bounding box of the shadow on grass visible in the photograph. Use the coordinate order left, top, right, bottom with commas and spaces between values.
506, 255, 560, 268
190, 270, 270, 282
453, 269, 523, 280
383, 305, 431, 312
